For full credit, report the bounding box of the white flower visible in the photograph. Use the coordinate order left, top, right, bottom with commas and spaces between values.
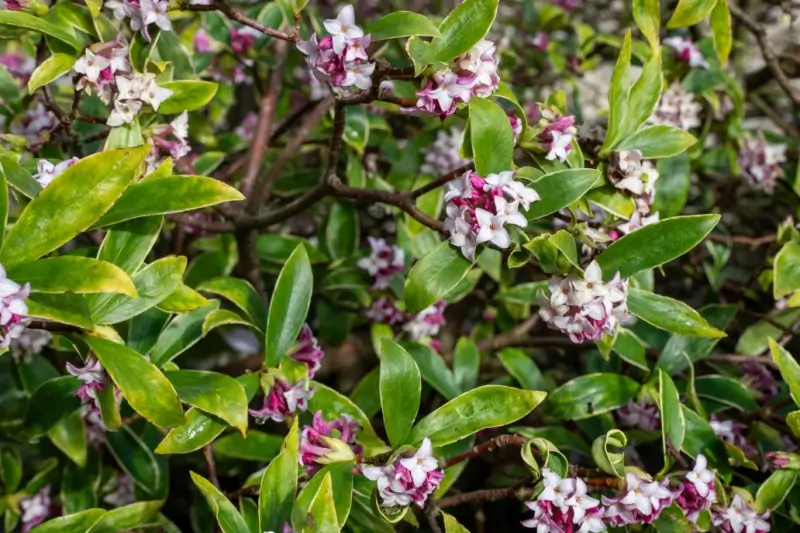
663, 36, 709, 69
617, 211, 660, 235
362, 465, 413, 507
283, 382, 313, 414
341, 61, 375, 91
171, 111, 189, 142
428, 70, 474, 111
139, 75, 173, 111
494, 196, 527, 227
323, 5, 364, 54
475, 208, 511, 248
546, 130, 573, 162
398, 438, 439, 487
115, 74, 143, 101
109, 46, 130, 73
139, 0, 171, 33
686, 454, 715, 498
506, 180, 540, 210
73, 49, 110, 83
537, 468, 576, 511
296, 34, 321, 65
32, 157, 78, 188
107, 99, 142, 126
565, 478, 601, 523
104, 0, 126, 20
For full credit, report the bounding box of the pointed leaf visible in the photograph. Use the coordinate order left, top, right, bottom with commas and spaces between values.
627, 288, 725, 338
380, 339, 421, 447
405, 241, 472, 313
265, 245, 313, 366
164, 370, 248, 435
7, 257, 136, 296
190, 472, 249, 533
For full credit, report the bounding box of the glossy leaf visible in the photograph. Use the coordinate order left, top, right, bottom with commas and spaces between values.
774, 242, 800, 298
633, 0, 661, 49
406, 385, 546, 447
202, 309, 252, 336
694, 375, 759, 411
265, 244, 313, 366
158, 283, 210, 313
97, 216, 163, 275
150, 301, 220, 366
0, 11, 80, 50
190, 472, 249, 533
430, 0, 499, 62
368, 11, 441, 40
595, 215, 720, 279
657, 304, 737, 374
380, 339, 421, 447
499, 348, 545, 391
292, 462, 353, 531
524, 169, 601, 221
85, 337, 185, 427
405, 241, 472, 313
769, 339, 800, 406
615, 125, 697, 158
96, 175, 243, 227
308, 382, 386, 451
302, 473, 339, 533
658, 369, 685, 464
453, 337, 480, 392
164, 370, 248, 435
24, 376, 81, 437
469, 97, 514, 176
212, 431, 283, 462
667, 0, 717, 28
159, 81, 218, 114
47, 410, 87, 467
626, 55, 663, 135
88, 502, 162, 533
105, 425, 160, 494
0, 153, 41, 200
627, 288, 725, 338
29, 509, 105, 533
259, 419, 299, 533
402, 342, 462, 400
325, 201, 359, 261
198, 277, 267, 329
592, 429, 627, 477
709, 0, 732, 66
681, 406, 732, 481
1, 146, 149, 266
653, 153, 691, 217
602, 30, 631, 152
443, 512, 470, 533
7, 257, 136, 296
756, 469, 798, 513
27, 53, 75, 93
542, 373, 639, 421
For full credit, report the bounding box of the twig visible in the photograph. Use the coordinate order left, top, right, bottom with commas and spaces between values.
167, 213, 235, 232
748, 93, 800, 138
438, 486, 535, 509
444, 435, 527, 468
410, 164, 474, 199
181, 1, 297, 42
707, 234, 776, 247
203, 445, 220, 489
226, 485, 259, 499
476, 316, 541, 352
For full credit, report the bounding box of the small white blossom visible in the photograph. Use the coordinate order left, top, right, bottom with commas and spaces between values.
323, 5, 364, 54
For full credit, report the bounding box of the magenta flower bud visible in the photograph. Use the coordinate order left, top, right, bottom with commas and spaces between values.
291, 324, 325, 378
249, 377, 314, 424
300, 411, 362, 476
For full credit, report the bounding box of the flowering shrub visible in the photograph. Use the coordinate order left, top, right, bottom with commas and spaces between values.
1, 0, 800, 531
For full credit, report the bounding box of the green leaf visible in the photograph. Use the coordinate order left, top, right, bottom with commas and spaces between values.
104, 122, 144, 150
653, 153, 691, 217
524, 169, 601, 220
499, 348, 545, 391
198, 277, 266, 329
595, 214, 720, 278
380, 339, 422, 447
27, 53, 75, 93
612, 329, 649, 370
694, 375, 759, 411
202, 309, 252, 336
0, 153, 41, 201
7, 257, 136, 296
681, 405, 732, 481
293, 463, 353, 531
0, 11, 80, 51
1, 146, 149, 266
633, 0, 661, 50
0, 446, 22, 492
97, 216, 163, 275
367, 11, 441, 40
542, 373, 639, 421
406, 385, 546, 447
257, 234, 329, 264
626, 55, 663, 135
89, 256, 186, 325
24, 376, 81, 437
402, 342, 462, 400
769, 339, 800, 407
350, 368, 381, 419
657, 304, 736, 373
325, 201, 359, 260
190, 472, 249, 533
627, 288, 726, 338
602, 30, 632, 152
756, 469, 797, 513
652, 503, 697, 533
95, 175, 243, 227
453, 337, 480, 392
343, 106, 369, 155
85, 337, 185, 427
47, 410, 87, 467
212, 431, 283, 462
150, 301, 220, 366
29, 509, 105, 533
615, 125, 697, 158
443, 512, 471, 533
88, 501, 162, 533
774, 242, 800, 298
26, 293, 94, 329
586, 187, 636, 219
61, 455, 99, 514
429, 0, 499, 62
158, 283, 210, 313
405, 241, 472, 313
265, 244, 313, 366
469, 97, 514, 176
737, 308, 800, 356
658, 369, 685, 464
591, 429, 627, 477
709, 0, 732, 66
309, 382, 386, 451
259, 419, 299, 533
164, 370, 248, 435
105, 425, 160, 494
158, 81, 218, 114
667, 0, 718, 28
301, 473, 339, 533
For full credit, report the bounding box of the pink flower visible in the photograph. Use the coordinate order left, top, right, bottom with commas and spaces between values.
602, 474, 680, 526
230, 27, 259, 55
299, 411, 362, 476
712, 494, 770, 533
249, 378, 314, 424
357, 237, 405, 289
361, 438, 443, 508
194, 28, 213, 53
291, 324, 325, 378
509, 115, 523, 144
19, 487, 50, 532
617, 399, 660, 431
522, 469, 606, 533
65, 357, 106, 406
365, 298, 405, 325
738, 134, 786, 194
663, 36, 709, 69
0, 264, 31, 348
403, 301, 446, 342
676, 454, 717, 523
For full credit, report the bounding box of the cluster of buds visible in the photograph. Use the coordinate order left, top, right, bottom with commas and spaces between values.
676, 454, 717, 523
538, 261, 629, 343
65, 356, 106, 408
103, 0, 171, 41
357, 237, 405, 289
0, 263, 31, 348
148, 112, 190, 169
522, 468, 606, 533
742, 360, 779, 398
230, 27, 261, 55
608, 149, 661, 235
420, 128, 471, 176
663, 36, 709, 69
617, 399, 660, 431
532, 106, 578, 163
72, 43, 174, 127
19, 486, 51, 533
249, 376, 314, 424
410, 39, 500, 118
509, 114, 524, 145
365, 299, 447, 342
296, 6, 376, 93
10, 329, 52, 364
710, 417, 756, 455
10, 102, 55, 142
361, 438, 444, 508
649, 83, 702, 131
737, 135, 787, 193
290, 324, 325, 379
32, 157, 79, 189
602, 473, 680, 526
444, 170, 539, 260
712, 494, 771, 533
299, 411, 363, 476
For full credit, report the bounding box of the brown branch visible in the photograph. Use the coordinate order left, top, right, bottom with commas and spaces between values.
730, 3, 800, 105
476, 316, 541, 352
226, 485, 259, 499
438, 486, 535, 509
748, 93, 800, 138
444, 435, 527, 468
27, 321, 81, 333
203, 445, 220, 489
410, 164, 474, 200
167, 213, 235, 232
181, 1, 296, 42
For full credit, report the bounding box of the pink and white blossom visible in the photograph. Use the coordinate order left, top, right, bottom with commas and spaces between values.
617, 399, 660, 431
300, 411, 362, 476
602, 473, 680, 526
65, 357, 106, 406
664, 36, 709, 69
522, 468, 606, 533
738, 134, 787, 193
676, 454, 717, 523
402, 301, 446, 341
649, 83, 702, 131
19, 486, 50, 532
0, 263, 31, 348
249, 377, 314, 424
364, 298, 405, 325
291, 324, 325, 378
32, 157, 79, 188
712, 494, 771, 533
421, 128, 470, 176
357, 237, 405, 289
361, 438, 444, 508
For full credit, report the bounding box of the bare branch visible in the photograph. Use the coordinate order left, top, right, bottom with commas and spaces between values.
181, 1, 297, 42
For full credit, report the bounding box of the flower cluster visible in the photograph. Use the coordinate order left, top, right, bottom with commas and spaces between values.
19, 486, 51, 533
538, 261, 629, 343
609, 149, 661, 216
249, 376, 314, 424
149, 112, 190, 168
10, 329, 52, 364
32, 157, 79, 189
291, 324, 325, 379
0, 263, 31, 348
411, 39, 500, 118
617, 399, 660, 431
444, 170, 539, 260
230, 27, 260, 55
737, 135, 787, 193
712, 494, 771, 533
296, 6, 375, 92
402, 301, 446, 342
300, 411, 363, 476
72, 44, 173, 126
65, 357, 106, 408
521, 468, 606, 533
676, 454, 717, 523
664, 36, 709, 69
361, 438, 444, 508
104, 0, 171, 41
0, 52, 35, 83
602, 473, 680, 526
710, 417, 756, 455
649, 83, 702, 131
364, 297, 406, 325
357, 237, 405, 289
534, 108, 578, 162
420, 128, 471, 176
10, 102, 55, 142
